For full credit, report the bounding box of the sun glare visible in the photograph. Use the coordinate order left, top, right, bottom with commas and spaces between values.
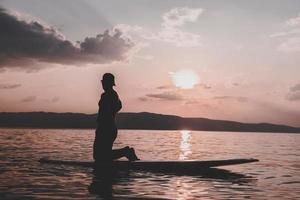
170, 69, 199, 89
179, 130, 192, 160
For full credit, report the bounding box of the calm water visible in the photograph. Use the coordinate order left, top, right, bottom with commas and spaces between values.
0, 129, 299, 200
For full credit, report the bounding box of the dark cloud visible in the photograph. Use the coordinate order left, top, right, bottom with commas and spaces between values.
0, 83, 21, 89
146, 92, 183, 101
290, 83, 300, 92
0, 7, 134, 70
21, 96, 36, 103
214, 96, 248, 102
156, 85, 171, 89
286, 92, 300, 101
286, 83, 300, 101
138, 97, 148, 101
196, 83, 212, 89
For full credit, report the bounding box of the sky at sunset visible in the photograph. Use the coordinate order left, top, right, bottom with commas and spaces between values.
0, 0, 300, 126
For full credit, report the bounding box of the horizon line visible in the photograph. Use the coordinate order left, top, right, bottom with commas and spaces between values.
1, 111, 299, 129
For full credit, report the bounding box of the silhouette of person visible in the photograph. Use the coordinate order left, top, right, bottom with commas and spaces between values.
93, 73, 139, 163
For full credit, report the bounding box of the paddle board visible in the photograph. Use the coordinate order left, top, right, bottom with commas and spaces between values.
39, 158, 259, 172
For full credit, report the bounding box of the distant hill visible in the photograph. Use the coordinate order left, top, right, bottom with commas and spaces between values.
0, 112, 299, 133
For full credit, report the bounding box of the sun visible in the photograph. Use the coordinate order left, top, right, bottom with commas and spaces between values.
170, 69, 199, 89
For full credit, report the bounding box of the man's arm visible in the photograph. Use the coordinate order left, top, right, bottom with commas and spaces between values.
116, 99, 122, 112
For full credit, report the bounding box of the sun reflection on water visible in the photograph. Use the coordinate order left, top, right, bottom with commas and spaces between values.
179, 130, 192, 160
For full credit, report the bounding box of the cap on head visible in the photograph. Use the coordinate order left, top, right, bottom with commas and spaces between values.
102, 73, 116, 86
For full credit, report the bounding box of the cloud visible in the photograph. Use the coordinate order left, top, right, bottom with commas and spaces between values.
286, 83, 300, 101
162, 7, 204, 28
290, 83, 300, 92
21, 96, 36, 103
146, 92, 184, 101
153, 28, 201, 47
0, 7, 134, 70
214, 96, 248, 102
156, 85, 172, 89
278, 37, 300, 52
184, 100, 212, 108
113, 24, 152, 60
286, 13, 300, 27
271, 13, 300, 52
286, 92, 300, 101
196, 83, 211, 89
41, 96, 60, 103
137, 97, 148, 102
0, 83, 21, 89
113, 8, 203, 48
114, 24, 143, 36
270, 28, 300, 38
146, 7, 203, 47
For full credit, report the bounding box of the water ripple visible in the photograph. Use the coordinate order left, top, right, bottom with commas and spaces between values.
1, 129, 300, 199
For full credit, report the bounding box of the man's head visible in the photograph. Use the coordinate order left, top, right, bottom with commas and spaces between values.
101, 73, 115, 91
